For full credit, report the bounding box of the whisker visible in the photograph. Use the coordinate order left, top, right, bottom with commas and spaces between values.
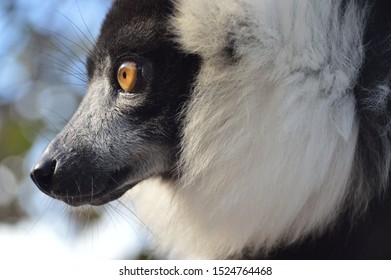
21, 123, 53, 145
90, 176, 94, 205
36, 28, 91, 66
44, 51, 86, 77
110, 199, 156, 239
102, 205, 118, 229
75, 0, 98, 46
53, 10, 95, 58
36, 108, 66, 134
25, 197, 56, 235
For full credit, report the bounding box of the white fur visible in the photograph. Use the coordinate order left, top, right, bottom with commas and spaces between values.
130, 0, 366, 259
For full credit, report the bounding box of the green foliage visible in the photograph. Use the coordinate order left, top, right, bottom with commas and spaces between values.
0, 120, 33, 158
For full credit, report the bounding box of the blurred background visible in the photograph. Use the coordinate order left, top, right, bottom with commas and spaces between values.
0, 0, 151, 260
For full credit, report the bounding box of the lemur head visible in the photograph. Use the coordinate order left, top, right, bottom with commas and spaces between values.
31, 0, 199, 206
31, 0, 382, 259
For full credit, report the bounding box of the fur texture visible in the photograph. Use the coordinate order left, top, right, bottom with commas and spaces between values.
31, 0, 391, 259
131, 0, 368, 259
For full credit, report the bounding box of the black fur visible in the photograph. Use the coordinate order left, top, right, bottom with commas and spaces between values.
31, 0, 391, 259
31, 0, 199, 206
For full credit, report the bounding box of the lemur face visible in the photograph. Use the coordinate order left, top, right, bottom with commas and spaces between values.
30, 0, 199, 206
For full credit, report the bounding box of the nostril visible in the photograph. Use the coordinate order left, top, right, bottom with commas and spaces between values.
30, 157, 57, 192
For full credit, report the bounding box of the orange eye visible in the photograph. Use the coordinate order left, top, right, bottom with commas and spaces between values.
117, 62, 138, 92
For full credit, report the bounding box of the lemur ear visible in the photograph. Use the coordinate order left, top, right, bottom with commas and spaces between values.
172, 0, 248, 60
172, 0, 277, 68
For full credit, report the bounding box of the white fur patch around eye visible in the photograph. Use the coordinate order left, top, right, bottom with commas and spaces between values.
130, 0, 366, 259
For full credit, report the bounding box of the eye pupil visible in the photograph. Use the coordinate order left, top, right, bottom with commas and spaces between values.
117, 62, 138, 92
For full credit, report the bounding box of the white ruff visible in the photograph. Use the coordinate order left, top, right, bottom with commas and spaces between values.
130, 0, 366, 259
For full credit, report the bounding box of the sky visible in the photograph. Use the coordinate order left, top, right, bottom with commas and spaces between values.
0, 0, 149, 260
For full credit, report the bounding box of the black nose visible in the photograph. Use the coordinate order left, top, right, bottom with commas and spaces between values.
30, 156, 57, 193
